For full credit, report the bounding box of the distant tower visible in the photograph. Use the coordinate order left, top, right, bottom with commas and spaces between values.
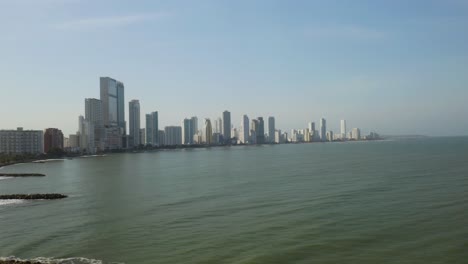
341, 120, 347, 139
203, 118, 213, 145
44, 128, 64, 153
320, 118, 326, 142
85, 98, 104, 150
145, 111, 159, 146
182, 118, 192, 145
128, 100, 140, 147
223, 111, 231, 143
100, 77, 125, 133
268, 116, 275, 143
257, 117, 265, 144
240, 115, 250, 144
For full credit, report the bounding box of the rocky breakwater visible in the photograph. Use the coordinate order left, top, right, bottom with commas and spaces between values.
0, 194, 67, 200
0, 173, 45, 177
0, 260, 43, 264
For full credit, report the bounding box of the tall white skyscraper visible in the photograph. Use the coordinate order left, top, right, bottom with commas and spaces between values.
145, 111, 159, 146
239, 115, 250, 144
128, 100, 140, 147
268, 116, 275, 143
340, 120, 347, 139
352, 128, 361, 140
320, 118, 326, 142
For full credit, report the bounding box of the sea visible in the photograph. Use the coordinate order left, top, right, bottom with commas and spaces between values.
1, 137, 467, 264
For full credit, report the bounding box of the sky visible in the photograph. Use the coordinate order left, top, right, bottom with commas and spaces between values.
1, 0, 467, 137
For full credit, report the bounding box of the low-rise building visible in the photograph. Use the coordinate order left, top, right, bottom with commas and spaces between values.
0, 127, 44, 154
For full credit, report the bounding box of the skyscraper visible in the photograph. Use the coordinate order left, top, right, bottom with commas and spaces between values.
164, 126, 182, 146
268, 116, 275, 143
203, 118, 213, 145
352, 128, 361, 140
308, 122, 315, 132
100, 77, 125, 131
145, 111, 159, 146
79, 115, 95, 152
43, 128, 64, 153
320, 118, 326, 142
239, 115, 249, 144
129, 100, 140, 147
85, 98, 104, 150
222, 111, 231, 143
257, 117, 265, 144
191, 116, 198, 136
251, 119, 259, 144
341, 120, 347, 139
182, 118, 191, 145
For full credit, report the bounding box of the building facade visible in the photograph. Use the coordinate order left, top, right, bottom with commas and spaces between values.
222, 111, 231, 143
0, 128, 44, 154
268, 116, 275, 143
164, 126, 182, 146
145, 111, 159, 146
43, 128, 64, 153
128, 100, 140, 148
320, 118, 327, 142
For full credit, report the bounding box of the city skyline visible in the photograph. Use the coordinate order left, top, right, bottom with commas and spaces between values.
1, 1, 468, 136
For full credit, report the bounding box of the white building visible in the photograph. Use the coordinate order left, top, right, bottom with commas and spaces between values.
203, 119, 213, 145
340, 120, 347, 140
0, 128, 44, 154
274, 130, 282, 144
165, 126, 182, 146
320, 118, 326, 142
239, 115, 250, 144
352, 128, 361, 140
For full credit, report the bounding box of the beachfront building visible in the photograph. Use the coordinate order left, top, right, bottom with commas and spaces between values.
222, 111, 231, 143
268, 116, 275, 143
165, 126, 182, 146
0, 128, 44, 154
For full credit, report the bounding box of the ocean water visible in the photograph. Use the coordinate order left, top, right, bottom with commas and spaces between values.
1, 137, 467, 264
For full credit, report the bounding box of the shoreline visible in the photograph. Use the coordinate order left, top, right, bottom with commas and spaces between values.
0, 139, 385, 168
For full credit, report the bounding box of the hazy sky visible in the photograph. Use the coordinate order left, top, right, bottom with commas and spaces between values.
1, 0, 467, 136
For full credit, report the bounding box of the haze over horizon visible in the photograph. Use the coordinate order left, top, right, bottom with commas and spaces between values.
1, 0, 467, 136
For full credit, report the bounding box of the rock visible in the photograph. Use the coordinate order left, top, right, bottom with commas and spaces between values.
0, 194, 67, 200
0, 173, 45, 177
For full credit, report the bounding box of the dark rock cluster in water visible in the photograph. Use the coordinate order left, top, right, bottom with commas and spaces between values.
0, 194, 67, 200
0, 173, 45, 177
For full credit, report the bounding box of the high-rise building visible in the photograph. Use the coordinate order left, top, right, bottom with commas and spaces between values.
164, 126, 182, 146
158, 130, 165, 146
139, 128, 146, 145
320, 118, 326, 142
203, 118, 213, 145
352, 128, 361, 140
251, 119, 259, 144
222, 111, 231, 143
85, 98, 104, 150
268, 116, 275, 143
239, 115, 249, 144
145, 111, 159, 146
326, 131, 334, 142
257, 117, 265, 144
44, 128, 64, 153
0, 128, 44, 154
100, 77, 125, 131
191, 116, 198, 137
340, 120, 347, 139
274, 129, 282, 144
128, 100, 140, 148
182, 118, 191, 145
308, 122, 315, 132
79, 115, 95, 153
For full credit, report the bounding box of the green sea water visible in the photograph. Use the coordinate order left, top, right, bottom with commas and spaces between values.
1, 137, 467, 263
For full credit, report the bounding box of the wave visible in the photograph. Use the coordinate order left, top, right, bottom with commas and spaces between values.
0, 256, 123, 264
0, 176, 13, 180
0, 199, 25, 206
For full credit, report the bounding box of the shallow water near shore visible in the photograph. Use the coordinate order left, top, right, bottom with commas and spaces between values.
1, 137, 467, 263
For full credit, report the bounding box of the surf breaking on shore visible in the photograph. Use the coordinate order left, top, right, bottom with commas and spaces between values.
0, 256, 123, 264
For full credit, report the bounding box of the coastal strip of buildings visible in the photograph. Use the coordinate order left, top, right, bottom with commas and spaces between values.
0, 77, 381, 155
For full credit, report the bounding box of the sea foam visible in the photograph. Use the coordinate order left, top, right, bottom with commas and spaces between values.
0, 256, 123, 264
